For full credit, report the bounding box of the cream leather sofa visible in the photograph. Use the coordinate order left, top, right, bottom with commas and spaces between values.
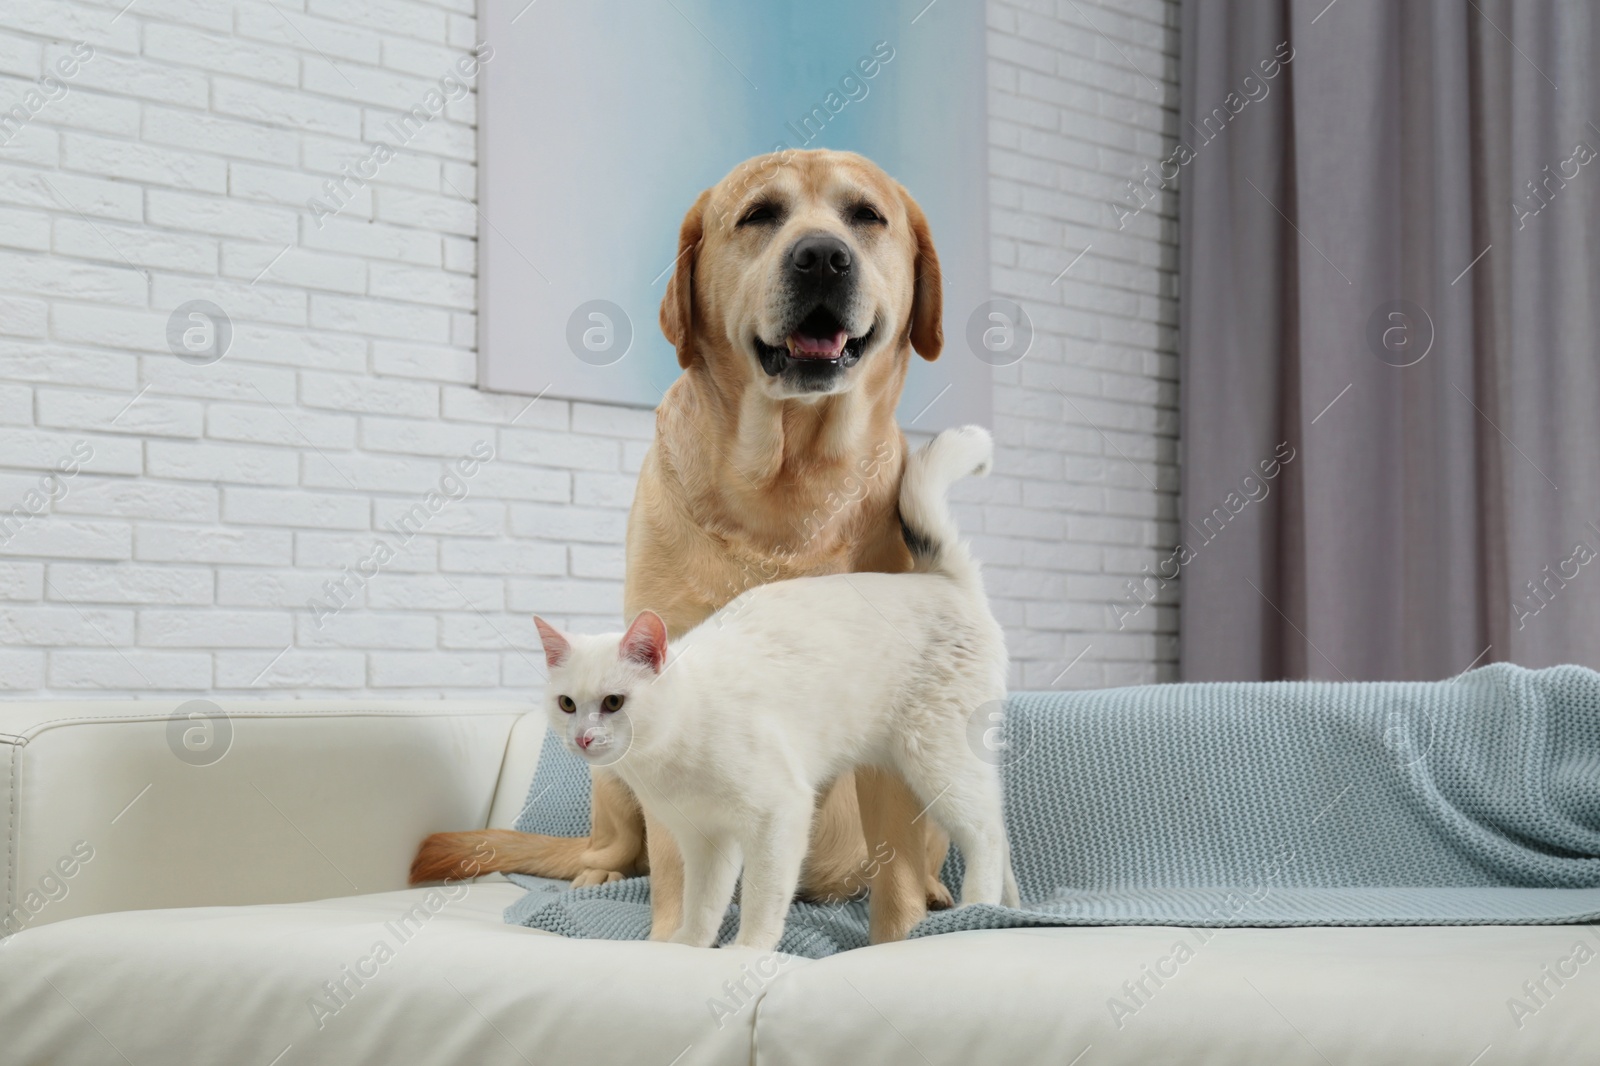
2, 700, 1594, 1066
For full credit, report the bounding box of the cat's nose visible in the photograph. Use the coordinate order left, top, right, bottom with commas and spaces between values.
576, 732, 592, 750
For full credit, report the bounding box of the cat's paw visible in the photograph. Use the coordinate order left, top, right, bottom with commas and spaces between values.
571, 867, 625, 888
925, 878, 955, 911
732, 930, 783, 953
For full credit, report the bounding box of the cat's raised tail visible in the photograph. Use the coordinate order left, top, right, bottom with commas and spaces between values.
898, 425, 993, 587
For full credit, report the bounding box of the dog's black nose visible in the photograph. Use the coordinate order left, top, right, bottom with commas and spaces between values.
790, 235, 851, 276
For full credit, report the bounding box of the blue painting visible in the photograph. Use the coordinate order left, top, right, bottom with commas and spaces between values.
479, 0, 990, 429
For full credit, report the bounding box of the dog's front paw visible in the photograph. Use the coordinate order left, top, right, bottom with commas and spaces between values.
571, 867, 625, 888
925, 877, 954, 911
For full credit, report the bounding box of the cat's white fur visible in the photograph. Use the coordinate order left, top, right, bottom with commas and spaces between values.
534, 426, 1018, 951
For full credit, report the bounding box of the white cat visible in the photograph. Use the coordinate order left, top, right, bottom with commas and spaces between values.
533, 426, 1019, 951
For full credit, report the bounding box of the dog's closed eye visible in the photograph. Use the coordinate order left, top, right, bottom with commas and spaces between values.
738, 202, 779, 226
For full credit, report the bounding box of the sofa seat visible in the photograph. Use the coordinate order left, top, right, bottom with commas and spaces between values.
0, 882, 773, 1066
3, 882, 1595, 1066
756, 921, 1600, 1066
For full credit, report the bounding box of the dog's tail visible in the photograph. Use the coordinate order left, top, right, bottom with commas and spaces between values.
898, 425, 993, 588
409, 829, 595, 884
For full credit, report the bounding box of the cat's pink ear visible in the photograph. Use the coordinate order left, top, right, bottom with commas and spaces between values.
619, 610, 668, 674
533, 616, 571, 669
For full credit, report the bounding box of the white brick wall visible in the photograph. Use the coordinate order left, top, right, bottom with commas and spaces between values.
0, 0, 1177, 698
981, 0, 1180, 688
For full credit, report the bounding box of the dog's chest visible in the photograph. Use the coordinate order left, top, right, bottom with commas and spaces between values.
698, 527, 854, 602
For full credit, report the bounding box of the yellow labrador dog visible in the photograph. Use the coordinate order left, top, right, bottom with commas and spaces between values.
414, 149, 949, 943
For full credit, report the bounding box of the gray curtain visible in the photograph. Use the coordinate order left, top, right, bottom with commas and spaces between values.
1179, 0, 1600, 681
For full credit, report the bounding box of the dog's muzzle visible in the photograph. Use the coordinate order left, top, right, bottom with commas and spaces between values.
753, 234, 873, 388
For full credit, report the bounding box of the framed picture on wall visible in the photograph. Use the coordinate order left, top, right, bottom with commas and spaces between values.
476, 0, 992, 430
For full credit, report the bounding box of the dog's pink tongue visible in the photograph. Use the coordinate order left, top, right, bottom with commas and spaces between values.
786, 330, 848, 359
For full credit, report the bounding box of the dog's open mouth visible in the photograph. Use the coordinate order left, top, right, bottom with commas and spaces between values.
755, 308, 871, 377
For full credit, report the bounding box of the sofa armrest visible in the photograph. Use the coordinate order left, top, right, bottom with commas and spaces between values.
485, 711, 548, 830
1, 700, 527, 936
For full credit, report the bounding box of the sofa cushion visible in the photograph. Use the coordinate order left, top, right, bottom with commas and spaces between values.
7, 885, 1596, 1066
756, 922, 1600, 1066
0, 883, 792, 1066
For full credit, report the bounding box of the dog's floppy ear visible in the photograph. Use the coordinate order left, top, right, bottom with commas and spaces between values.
660, 189, 711, 369
901, 187, 943, 361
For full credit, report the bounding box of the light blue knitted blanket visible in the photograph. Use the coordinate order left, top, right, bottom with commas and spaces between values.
505, 663, 1600, 958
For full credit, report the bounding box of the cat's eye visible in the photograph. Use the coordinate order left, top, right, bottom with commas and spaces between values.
601, 694, 625, 713
557, 695, 576, 714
